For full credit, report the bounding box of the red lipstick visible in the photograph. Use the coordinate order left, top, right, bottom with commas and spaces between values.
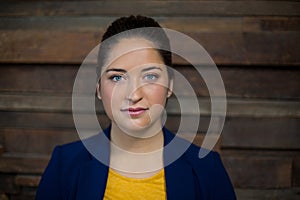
121, 107, 148, 117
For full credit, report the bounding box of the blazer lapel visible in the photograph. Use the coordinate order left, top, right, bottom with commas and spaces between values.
163, 128, 196, 200
75, 127, 197, 199
76, 159, 109, 200
164, 159, 196, 200
76, 128, 111, 200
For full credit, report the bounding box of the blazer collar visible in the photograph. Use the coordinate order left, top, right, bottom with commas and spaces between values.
77, 126, 196, 200
163, 128, 197, 199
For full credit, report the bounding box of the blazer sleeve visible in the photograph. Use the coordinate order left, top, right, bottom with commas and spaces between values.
211, 152, 236, 199
36, 146, 62, 200
191, 150, 236, 199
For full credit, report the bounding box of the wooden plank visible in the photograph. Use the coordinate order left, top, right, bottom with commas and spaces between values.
165, 115, 210, 133
0, 110, 210, 135
0, 64, 78, 94
0, 1, 299, 17
293, 157, 300, 187
1, 65, 300, 99
4, 112, 299, 151
224, 99, 300, 118
2, 128, 79, 154
0, 30, 97, 64
0, 194, 9, 200
0, 94, 72, 112
235, 188, 300, 200
0, 116, 215, 152
0, 174, 19, 194
173, 65, 300, 98
0, 154, 49, 174
167, 98, 300, 117
4, 114, 299, 153
222, 153, 292, 188
0, 29, 299, 65
222, 149, 300, 158
15, 175, 40, 187
10, 194, 35, 200
186, 31, 300, 66
2, 16, 299, 33
0, 111, 75, 129
243, 17, 300, 32
1, 94, 299, 117
222, 117, 300, 150
0, 16, 110, 31
177, 132, 221, 152
0, 145, 4, 155
218, 66, 300, 99
0, 111, 110, 130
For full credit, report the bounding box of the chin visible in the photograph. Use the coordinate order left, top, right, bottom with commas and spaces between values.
118, 119, 163, 138
121, 120, 151, 132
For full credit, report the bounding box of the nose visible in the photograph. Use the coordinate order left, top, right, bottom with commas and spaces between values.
126, 78, 143, 103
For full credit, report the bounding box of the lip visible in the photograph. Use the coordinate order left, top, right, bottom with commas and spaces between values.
121, 107, 149, 117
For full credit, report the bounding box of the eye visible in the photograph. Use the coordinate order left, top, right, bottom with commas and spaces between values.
110, 75, 125, 82
144, 74, 159, 81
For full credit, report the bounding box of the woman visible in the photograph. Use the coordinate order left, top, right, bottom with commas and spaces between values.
36, 15, 236, 200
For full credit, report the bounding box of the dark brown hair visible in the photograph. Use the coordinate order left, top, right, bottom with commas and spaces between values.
97, 15, 173, 81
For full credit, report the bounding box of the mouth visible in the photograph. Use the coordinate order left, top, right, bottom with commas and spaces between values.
121, 107, 149, 117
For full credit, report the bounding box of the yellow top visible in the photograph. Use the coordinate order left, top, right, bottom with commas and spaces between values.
103, 168, 166, 200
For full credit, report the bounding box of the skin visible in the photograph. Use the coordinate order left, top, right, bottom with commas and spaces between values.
96, 38, 173, 177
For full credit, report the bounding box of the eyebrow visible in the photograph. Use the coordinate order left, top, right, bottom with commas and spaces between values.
105, 68, 127, 73
141, 66, 163, 72
105, 66, 162, 73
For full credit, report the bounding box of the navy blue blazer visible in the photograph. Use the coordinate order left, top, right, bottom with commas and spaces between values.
36, 127, 236, 200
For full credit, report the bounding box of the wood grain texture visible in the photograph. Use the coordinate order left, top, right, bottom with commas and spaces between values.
1, 1, 299, 17
1, 65, 300, 98
0, 154, 49, 174
1, 93, 299, 117
2, 128, 78, 154
0, 0, 299, 198
222, 153, 292, 188
15, 175, 41, 187
0, 30, 299, 65
235, 188, 300, 200
222, 117, 300, 150
0, 16, 299, 65
293, 158, 300, 187
0, 174, 19, 194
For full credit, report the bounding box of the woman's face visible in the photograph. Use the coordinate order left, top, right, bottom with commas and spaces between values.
97, 38, 172, 137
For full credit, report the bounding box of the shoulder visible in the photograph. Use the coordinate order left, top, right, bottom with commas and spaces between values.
36, 139, 91, 199
185, 145, 236, 198
182, 140, 236, 198
163, 129, 236, 197
45, 140, 91, 178
184, 142, 220, 166
163, 128, 220, 167
52, 127, 111, 161
163, 128, 221, 164
52, 141, 87, 159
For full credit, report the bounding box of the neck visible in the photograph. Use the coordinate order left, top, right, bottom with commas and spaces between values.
109, 123, 165, 176
110, 123, 164, 153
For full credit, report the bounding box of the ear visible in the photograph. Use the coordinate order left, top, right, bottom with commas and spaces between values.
167, 78, 173, 98
96, 83, 102, 100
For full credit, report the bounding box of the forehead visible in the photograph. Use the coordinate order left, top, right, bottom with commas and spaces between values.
103, 38, 165, 72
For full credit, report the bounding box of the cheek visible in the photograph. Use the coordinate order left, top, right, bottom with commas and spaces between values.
145, 85, 168, 104
100, 84, 114, 114
100, 83, 124, 111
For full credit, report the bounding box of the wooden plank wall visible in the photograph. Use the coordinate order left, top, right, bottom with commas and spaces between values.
0, 0, 300, 199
